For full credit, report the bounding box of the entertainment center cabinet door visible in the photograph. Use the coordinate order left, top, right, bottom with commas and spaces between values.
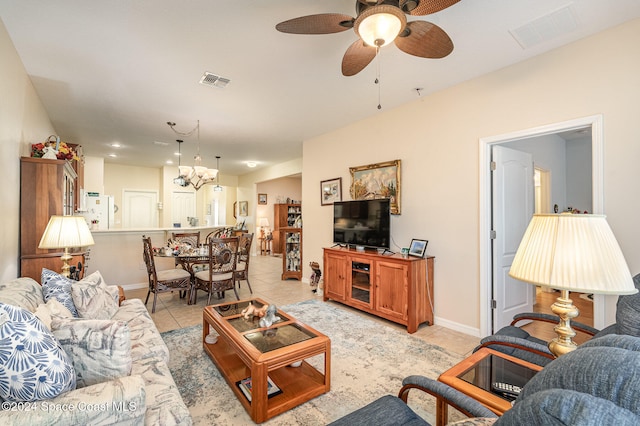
375, 260, 409, 322
323, 251, 347, 301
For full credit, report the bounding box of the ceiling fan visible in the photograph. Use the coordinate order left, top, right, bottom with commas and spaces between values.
276, 0, 459, 76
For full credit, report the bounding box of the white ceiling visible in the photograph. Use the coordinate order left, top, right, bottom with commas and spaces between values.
2, 0, 640, 176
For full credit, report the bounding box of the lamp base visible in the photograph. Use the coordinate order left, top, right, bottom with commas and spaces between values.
60, 248, 72, 278
547, 289, 579, 357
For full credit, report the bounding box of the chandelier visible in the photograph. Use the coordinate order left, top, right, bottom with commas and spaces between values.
168, 120, 218, 190
213, 156, 223, 192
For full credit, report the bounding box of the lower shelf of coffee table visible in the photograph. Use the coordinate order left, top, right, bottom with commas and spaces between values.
203, 330, 328, 423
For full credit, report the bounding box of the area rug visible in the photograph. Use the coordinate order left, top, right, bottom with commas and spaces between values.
162, 300, 463, 425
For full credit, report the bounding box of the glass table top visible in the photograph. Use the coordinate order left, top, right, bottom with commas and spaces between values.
211, 299, 316, 352
458, 354, 538, 402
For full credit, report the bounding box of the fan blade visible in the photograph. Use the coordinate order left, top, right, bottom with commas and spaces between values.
408, 0, 461, 16
395, 21, 453, 58
342, 39, 377, 76
276, 13, 354, 34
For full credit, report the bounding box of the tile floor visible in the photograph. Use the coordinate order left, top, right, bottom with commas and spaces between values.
125, 254, 481, 358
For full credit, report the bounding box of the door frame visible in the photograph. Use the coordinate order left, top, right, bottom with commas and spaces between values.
479, 114, 604, 336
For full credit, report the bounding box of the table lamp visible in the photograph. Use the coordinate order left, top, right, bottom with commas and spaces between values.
259, 218, 270, 239
38, 215, 95, 278
509, 213, 637, 357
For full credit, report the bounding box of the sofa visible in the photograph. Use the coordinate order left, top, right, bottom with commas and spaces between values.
329, 334, 640, 425
0, 271, 191, 425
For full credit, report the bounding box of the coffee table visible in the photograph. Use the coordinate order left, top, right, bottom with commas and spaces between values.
202, 298, 331, 423
436, 348, 543, 425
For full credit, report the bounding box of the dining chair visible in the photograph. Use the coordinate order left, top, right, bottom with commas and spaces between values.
205, 227, 236, 242
192, 237, 239, 305
142, 235, 191, 313
171, 231, 200, 249
235, 233, 254, 294
170, 232, 201, 281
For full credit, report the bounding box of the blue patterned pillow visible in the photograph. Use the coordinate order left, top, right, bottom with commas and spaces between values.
41, 269, 79, 317
0, 302, 76, 401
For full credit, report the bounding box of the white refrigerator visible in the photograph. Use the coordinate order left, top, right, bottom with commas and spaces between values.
81, 194, 115, 230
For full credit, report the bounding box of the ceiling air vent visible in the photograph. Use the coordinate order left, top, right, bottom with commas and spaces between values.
509, 4, 578, 50
199, 72, 230, 89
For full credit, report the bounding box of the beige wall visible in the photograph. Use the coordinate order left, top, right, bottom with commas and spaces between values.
1, 19, 57, 281
238, 158, 303, 236
302, 19, 640, 335
256, 177, 302, 233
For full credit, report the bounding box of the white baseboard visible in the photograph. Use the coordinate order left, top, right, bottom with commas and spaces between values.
120, 282, 147, 291
434, 315, 482, 338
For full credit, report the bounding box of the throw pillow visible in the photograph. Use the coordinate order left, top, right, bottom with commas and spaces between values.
0, 302, 76, 401
70, 271, 118, 320
51, 318, 132, 388
33, 299, 75, 331
0, 278, 43, 313
41, 268, 79, 317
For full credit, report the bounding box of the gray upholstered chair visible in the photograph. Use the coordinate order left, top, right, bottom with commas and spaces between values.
475, 273, 640, 367
329, 334, 640, 426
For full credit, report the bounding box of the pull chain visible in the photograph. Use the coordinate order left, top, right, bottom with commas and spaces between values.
375, 46, 381, 110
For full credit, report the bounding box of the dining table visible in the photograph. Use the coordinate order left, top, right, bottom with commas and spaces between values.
154, 249, 210, 304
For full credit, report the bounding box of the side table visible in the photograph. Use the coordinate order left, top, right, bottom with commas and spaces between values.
436, 348, 543, 425
258, 237, 272, 255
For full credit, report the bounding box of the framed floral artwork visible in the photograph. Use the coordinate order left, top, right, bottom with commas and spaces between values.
320, 178, 342, 206
349, 159, 401, 214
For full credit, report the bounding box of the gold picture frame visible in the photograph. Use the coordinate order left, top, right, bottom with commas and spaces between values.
349, 159, 401, 214
258, 193, 267, 205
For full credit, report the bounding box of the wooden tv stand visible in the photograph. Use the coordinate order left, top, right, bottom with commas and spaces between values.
323, 247, 434, 333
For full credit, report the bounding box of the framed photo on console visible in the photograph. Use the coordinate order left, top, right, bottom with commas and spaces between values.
409, 239, 428, 258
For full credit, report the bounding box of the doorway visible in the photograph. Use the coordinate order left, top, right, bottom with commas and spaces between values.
479, 115, 605, 336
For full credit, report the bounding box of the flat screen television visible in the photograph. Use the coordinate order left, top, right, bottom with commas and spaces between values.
333, 199, 390, 249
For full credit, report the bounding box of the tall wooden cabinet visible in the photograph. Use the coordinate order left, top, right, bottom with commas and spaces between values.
20, 157, 85, 283
273, 203, 301, 254
281, 227, 302, 280
323, 247, 434, 333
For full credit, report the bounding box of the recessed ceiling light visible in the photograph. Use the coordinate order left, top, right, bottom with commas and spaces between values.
108, 154, 117, 158
110, 142, 121, 148
247, 161, 257, 168
166, 160, 174, 165
174, 151, 181, 156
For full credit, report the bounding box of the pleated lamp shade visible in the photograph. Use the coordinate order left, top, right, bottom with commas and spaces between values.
38, 215, 95, 249
509, 214, 637, 295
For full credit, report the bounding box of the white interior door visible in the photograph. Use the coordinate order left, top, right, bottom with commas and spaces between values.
123, 190, 158, 228
171, 191, 196, 227
492, 145, 535, 330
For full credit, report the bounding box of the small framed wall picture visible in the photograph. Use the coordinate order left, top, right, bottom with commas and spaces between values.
320, 177, 342, 206
239, 201, 248, 217
258, 193, 267, 205
409, 239, 428, 258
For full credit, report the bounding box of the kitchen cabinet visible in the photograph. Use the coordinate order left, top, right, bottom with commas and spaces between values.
323, 246, 434, 333
20, 157, 85, 282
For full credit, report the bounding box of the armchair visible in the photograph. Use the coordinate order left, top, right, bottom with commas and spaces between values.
476, 273, 640, 367
330, 334, 640, 426
329, 375, 497, 426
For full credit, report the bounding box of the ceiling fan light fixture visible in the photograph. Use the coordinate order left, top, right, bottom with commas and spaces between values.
355, 5, 407, 47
